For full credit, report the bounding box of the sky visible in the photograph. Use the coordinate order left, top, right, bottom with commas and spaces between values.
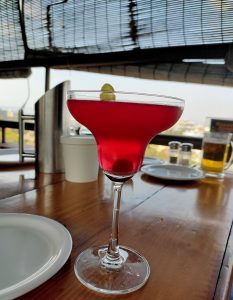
0, 67, 233, 125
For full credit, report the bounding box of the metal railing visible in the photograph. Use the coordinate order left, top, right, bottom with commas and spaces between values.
0, 119, 202, 150
151, 134, 202, 149
0, 119, 34, 145
18, 109, 36, 162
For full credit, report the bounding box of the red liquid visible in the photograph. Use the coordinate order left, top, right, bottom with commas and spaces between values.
68, 99, 183, 177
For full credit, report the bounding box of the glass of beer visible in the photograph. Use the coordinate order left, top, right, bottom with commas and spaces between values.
201, 132, 233, 178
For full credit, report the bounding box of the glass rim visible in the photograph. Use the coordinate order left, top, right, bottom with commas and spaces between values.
203, 131, 233, 139
67, 90, 185, 106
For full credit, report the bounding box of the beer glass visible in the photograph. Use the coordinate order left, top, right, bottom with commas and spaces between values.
201, 132, 233, 178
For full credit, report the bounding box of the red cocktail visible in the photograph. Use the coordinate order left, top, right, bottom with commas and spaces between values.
68, 97, 183, 178
67, 90, 184, 294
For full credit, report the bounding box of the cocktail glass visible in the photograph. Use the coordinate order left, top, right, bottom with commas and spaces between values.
67, 90, 184, 294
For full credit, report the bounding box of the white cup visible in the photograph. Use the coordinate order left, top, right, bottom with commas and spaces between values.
60, 135, 99, 183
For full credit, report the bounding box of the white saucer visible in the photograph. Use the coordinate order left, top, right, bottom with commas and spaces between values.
141, 164, 204, 181
0, 213, 72, 300
142, 156, 165, 166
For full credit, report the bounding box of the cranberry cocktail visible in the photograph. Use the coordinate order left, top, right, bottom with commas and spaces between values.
67, 90, 184, 295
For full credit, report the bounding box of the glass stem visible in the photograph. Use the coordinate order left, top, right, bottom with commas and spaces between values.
107, 181, 123, 260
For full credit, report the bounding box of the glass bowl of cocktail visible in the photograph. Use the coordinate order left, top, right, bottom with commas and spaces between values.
67, 88, 184, 294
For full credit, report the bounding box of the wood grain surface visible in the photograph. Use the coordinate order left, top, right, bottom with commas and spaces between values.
1, 167, 233, 300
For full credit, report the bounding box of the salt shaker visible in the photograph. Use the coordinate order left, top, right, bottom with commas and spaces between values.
179, 143, 193, 166
168, 141, 181, 164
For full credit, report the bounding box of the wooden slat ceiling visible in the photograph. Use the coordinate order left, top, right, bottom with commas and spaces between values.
0, 0, 233, 73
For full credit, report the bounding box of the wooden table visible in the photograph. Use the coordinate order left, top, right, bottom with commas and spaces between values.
1, 165, 233, 300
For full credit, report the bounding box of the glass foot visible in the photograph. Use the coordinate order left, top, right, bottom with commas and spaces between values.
74, 245, 150, 294
204, 171, 225, 179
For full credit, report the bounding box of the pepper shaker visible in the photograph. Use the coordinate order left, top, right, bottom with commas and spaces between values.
168, 141, 181, 164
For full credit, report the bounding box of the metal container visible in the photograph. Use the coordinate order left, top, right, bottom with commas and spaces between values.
35, 80, 71, 173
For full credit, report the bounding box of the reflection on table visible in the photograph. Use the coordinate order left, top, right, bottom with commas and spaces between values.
0, 166, 233, 300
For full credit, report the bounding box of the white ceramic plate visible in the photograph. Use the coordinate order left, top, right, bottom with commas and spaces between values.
0, 213, 72, 300
141, 164, 205, 181
142, 156, 165, 166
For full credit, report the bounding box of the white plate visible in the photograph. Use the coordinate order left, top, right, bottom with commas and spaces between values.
141, 164, 205, 181
142, 156, 165, 166
0, 213, 72, 300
